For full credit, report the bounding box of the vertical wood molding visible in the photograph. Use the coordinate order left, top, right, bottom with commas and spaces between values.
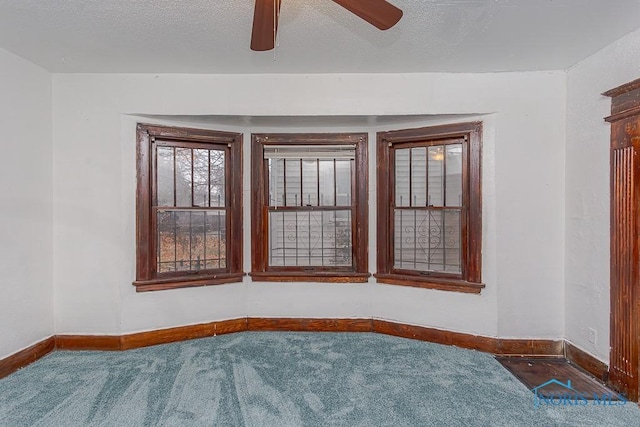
605, 78, 640, 402
135, 124, 152, 281
0, 337, 55, 379
250, 134, 267, 274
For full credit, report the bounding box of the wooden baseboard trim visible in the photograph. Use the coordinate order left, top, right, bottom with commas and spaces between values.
0, 337, 55, 379
55, 335, 122, 351
496, 338, 564, 357
55, 318, 248, 352
373, 319, 498, 352
0, 318, 578, 379
248, 317, 373, 332
121, 318, 248, 350
564, 341, 609, 381
372, 319, 563, 357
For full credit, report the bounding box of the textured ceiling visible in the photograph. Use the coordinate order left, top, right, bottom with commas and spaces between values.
0, 0, 639, 73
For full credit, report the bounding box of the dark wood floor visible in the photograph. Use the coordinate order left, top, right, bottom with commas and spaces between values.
497, 357, 618, 399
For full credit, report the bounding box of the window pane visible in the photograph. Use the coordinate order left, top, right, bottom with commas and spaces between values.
395, 148, 410, 207
427, 146, 444, 206
157, 210, 176, 273
193, 149, 209, 207
411, 147, 427, 207
175, 148, 192, 207
285, 159, 301, 206
174, 211, 192, 272
318, 160, 335, 206
210, 149, 225, 207
393, 208, 461, 274
443, 209, 461, 273
333, 209, 352, 266
156, 209, 226, 273
268, 209, 352, 267
205, 210, 226, 269
271, 158, 351, 207
445, 144, 463, 207
302, 160, 318, 206
157, 147, 174, 207
159, 147, 225, 208
189, 211, 206, 269
268, 158, 285, 206
335, 160, 351, 206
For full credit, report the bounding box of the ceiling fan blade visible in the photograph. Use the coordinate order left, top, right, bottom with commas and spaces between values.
251, 0, 282, 51
331, 0, 403, 30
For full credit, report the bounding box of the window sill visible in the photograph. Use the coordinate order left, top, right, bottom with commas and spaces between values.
374, 273, 484, 294
249, 271, 370, 283
133, 272, 245, 292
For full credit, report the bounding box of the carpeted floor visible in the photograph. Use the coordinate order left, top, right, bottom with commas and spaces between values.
0, 332, 638, 426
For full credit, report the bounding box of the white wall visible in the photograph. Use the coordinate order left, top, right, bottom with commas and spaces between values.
52, 71, 566, 340
0, 48, 53, 359
565, 27, 640, 362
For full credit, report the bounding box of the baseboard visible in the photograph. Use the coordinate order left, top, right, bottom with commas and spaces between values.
373, 319, 498, 352
57, 318, 369, 351
121, 318, 248, 350
0, 318, 591, 380
496, 338, 564, 356
564, 341, 609, 382
55, 335, 122, 351
0, 337, 55, 379
372, 320, 563, 356
56, 318, 248, 352
248, 317, 373, 332
246, 318, 562, 357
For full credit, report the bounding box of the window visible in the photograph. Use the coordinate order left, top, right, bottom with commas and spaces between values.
376, 122, 483, 293
250, 133, 369, 282
134, 124, 243, 292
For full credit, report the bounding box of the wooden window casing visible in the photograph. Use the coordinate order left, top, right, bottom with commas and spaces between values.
376, 122, 483, 294
134, 124, 243, 292
250, 133, 369, 283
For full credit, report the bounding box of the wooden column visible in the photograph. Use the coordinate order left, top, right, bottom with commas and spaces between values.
604, 78, 640, 402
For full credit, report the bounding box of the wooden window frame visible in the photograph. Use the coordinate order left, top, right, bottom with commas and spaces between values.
250, 133, 369, 283
133, 124, 244, 292
376, 122, 484, 294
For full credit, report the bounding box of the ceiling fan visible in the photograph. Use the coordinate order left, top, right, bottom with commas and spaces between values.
250, 0, 403, 51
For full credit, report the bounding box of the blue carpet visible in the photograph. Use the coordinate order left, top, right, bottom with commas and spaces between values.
0, 332, 638, 426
